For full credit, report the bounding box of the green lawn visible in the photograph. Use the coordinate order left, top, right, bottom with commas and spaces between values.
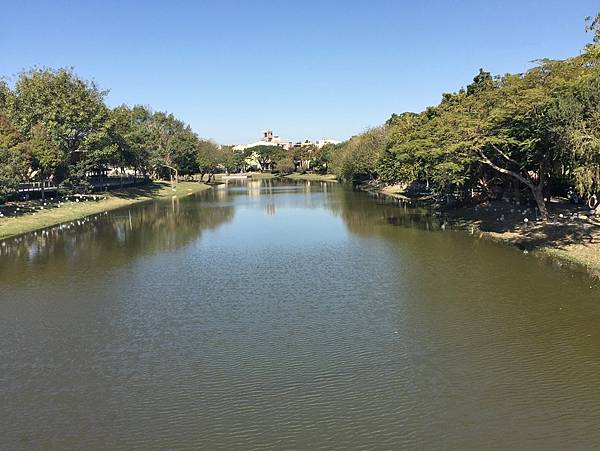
0, 181, 210, 240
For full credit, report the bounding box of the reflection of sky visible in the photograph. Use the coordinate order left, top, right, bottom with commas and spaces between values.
211, 206, 349, 252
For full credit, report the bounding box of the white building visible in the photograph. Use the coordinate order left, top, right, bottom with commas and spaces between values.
233, 129, 292, 152
315, 139, 341, 148
234, 130, 341, 152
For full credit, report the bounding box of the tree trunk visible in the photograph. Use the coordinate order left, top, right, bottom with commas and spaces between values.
41, 178, 45, 201
531, 183, 548, 220
512, 179, 520, 204
479, 152, 549, 221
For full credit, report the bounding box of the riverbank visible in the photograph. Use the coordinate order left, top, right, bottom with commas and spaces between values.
445, 200, 600, 275
362, 181, 600, 276
283, 173, 337, 182
0, 181, 210, 240
212, 172, 276, 182
211, 172, 336, 182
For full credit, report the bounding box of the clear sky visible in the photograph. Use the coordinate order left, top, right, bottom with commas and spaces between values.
1, 1, 598, 144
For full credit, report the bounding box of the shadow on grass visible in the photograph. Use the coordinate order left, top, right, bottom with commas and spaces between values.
429, 198, 600, 262
0, 182, 171, 219
514, 222, 599, 251
107, 182, 165, 199
459, 204, 600, 251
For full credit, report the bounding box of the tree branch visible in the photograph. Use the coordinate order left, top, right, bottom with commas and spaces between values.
478, 150, 534, 189
490, 144, 522, 168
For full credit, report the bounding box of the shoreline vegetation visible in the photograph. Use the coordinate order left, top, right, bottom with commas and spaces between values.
3, 171, 599, 277
448, 205, 600, 277
1, 14, 599, 278
0, 173, 337, 240
361, 181, 600, 276
318, 14, 600, 278
0, 181, 208, 241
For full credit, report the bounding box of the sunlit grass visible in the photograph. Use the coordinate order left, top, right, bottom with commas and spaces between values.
0, 181, 210, 240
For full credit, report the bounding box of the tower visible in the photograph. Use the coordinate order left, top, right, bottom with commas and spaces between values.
262, 129, 274, 142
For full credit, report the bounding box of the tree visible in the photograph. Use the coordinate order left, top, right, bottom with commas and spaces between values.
6, 68, 109, 183
248, 144, 284, 171
377, 57, 593, 219
196, 139, 221, 181
274, 155, 295, 174
149, 111, 198, 186
0, 113, 28, 200
466, 69, 494, 96
312, 143, 336, 173
585, 13, 600, 60
29, 123, 61, 199
330, 127, 387, 181
219, 145, 244, 174
106, 105, 139, 174
547, 74, 600, 208
126, 105, 155, 177
0, 80, 11, 112
473, 58, 593, 219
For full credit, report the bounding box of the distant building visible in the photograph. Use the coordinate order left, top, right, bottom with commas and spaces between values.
232, 130, 341, 171
233, 129, 292, 152
234, 130, 340, 152
315, 139, 341, 148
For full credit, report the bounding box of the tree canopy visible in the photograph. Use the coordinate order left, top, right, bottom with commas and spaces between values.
326, 14, 600, 219
0, 67, 218, 199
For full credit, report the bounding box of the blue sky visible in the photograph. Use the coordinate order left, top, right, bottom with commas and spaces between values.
1, 1, 598, 144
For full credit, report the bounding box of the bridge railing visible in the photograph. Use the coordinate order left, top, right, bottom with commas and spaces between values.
16, 181, 58, 193
13, 176, 149, 197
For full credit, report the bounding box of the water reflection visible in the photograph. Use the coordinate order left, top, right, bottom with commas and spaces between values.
0, 194, 234, 284
2, 179, 600, 450
325, 187, 443, 236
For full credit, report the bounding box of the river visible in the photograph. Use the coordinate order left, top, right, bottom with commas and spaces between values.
1, 179, 599, 449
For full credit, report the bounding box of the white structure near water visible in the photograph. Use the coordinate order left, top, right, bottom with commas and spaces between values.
233, 130, 340, 152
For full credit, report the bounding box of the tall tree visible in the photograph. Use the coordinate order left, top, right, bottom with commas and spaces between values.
248, 144, 284, 171
0, 113, 28, 200
29, 123, 61, 199
6, 68, 109, 183
149, 111, 199, 185
196, 140, 222, 181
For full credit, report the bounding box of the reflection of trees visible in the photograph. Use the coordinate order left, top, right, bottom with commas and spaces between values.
326, 187, 442, 237
0, 195, 234, 283
264, 203, 276, 216
217, 178, 332, 210
219, 179, 439, 235
0, 180, 444, 284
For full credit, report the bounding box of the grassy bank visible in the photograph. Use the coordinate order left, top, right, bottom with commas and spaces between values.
364, 182, 600, 276
212, 172, 276, 182
283, 173, 337, 182
0, 181, 210, 240
445, 201, 600, 275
